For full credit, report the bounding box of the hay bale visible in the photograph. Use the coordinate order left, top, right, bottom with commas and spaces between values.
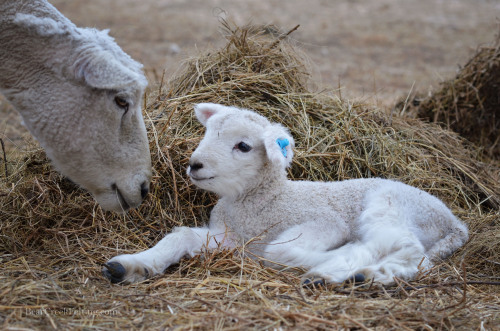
0, 22, 499, 329
400, 34, 500, 159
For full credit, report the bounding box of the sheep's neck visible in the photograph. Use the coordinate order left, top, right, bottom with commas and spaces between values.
0, 0, 77, 97
0, 39, 72, 96
0, 2, 81, 149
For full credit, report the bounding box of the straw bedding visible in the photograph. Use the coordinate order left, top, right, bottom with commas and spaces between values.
1, 23, 499, 330
399, 33, 500, 160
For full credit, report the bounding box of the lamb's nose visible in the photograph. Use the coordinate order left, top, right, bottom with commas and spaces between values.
190, 162, 204, 171
140, 181, 149, 199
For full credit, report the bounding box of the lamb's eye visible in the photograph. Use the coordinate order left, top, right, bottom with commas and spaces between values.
235, 142, 252, 153
114, 96, 129, 111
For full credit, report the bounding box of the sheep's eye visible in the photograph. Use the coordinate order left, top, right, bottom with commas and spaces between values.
114, 96, 129, 111
235, 142, 252, 153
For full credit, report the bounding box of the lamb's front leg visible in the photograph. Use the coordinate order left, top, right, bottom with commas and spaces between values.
103, 226, 230, 284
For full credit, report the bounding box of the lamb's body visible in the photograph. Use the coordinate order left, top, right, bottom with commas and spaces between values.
213, 178, 459, 250
0, 0, 151, 212
209, 177, 466, 284
104, 103, 468, 285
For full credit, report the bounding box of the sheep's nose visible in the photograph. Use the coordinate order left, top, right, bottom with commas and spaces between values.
140, 181, 149, 199
190, 162, 204, 171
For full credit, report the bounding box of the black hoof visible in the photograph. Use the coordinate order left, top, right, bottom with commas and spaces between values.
103, 262, 126, 284
346, 273, 366, 284
302, 278, 326, 288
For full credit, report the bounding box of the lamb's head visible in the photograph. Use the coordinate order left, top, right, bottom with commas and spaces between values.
187, 103, 294, 198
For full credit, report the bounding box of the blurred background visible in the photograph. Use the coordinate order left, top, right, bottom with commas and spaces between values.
1, 0, 499, 152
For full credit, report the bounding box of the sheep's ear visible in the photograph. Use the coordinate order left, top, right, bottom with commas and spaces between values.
263, 124, 295, 169
194, 103, 228, 127
73, 51, 145, 89
13, 13, 74, 37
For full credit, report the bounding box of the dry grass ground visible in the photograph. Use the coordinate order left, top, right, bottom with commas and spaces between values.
1, 24, 499, 330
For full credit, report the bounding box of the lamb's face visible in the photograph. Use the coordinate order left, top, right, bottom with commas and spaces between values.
187, 103, 294, 198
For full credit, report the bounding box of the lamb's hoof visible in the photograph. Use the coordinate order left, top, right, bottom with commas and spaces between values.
302, 278, 326, 288
346, 273, 366, 284
103, 262, 127, 284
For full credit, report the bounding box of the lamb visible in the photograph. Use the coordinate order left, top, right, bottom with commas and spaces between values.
103, 103, 469, 285
0, 0, 151, 212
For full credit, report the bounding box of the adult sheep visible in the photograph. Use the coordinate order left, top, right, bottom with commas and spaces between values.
0, 0, 151, 212
103, 103, 468, 285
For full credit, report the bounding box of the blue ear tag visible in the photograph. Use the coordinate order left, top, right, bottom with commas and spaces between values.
276, 138, 289, 157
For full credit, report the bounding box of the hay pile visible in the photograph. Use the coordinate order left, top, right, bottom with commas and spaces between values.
1, 23, 499, 329
400, 34, 500, 160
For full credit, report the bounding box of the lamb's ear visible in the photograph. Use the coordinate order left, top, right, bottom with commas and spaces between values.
263, 124, 295, 168
73, 50, 146, 89
194, 103, 228, 127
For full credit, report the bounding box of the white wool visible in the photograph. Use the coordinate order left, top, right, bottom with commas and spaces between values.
0, 0, 151, 212
106, 103, 468, 285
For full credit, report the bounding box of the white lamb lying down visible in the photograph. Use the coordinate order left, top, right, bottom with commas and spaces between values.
104, 103, 469, 285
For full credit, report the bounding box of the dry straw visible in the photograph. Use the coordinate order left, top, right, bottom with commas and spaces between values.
399, 32, 500, 160
1, 22, 499, 330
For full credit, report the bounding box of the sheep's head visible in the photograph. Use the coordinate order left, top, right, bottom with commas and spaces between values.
4, 18, 152, 213
187, 103, 294, 198
48, 29, 152, 213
